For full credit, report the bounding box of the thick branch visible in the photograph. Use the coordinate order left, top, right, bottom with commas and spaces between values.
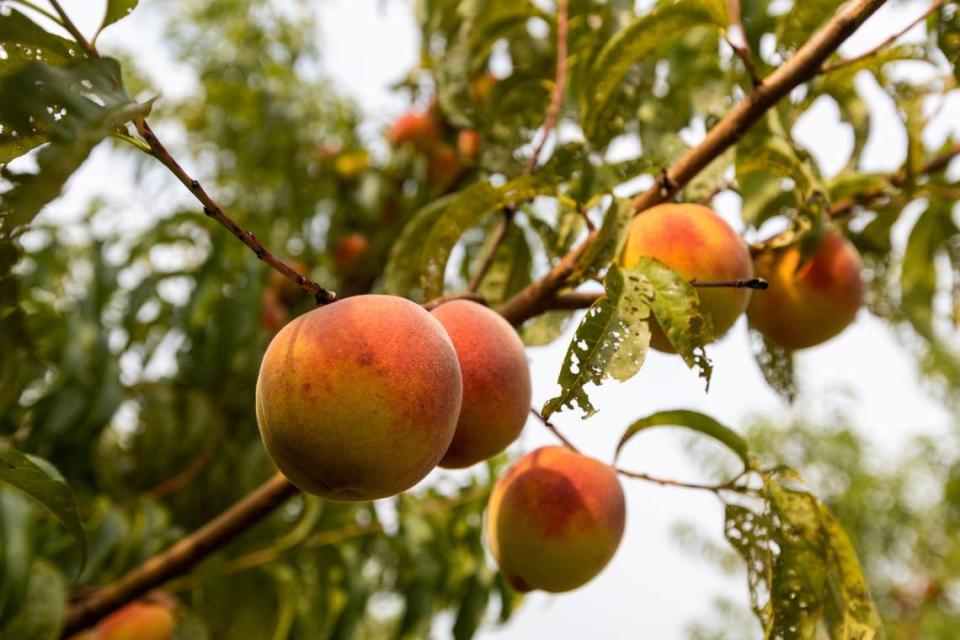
63, 473, 298, 636
630, 0, 887, 215
136, 120, 337, 306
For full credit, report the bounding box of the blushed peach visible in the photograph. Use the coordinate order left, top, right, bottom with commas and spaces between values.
431, 300, 531, 468
747, 230, 863, 350
256, 295, 462, 500
97, 601, 175, 640
620, 203, 753, 351
387, 110, 442, 150
487, 446, 626, 593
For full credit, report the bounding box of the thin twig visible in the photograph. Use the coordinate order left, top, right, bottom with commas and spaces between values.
467, 0, 570, 294
48, 0, 97, 56
135, 120, 337, 306
615, 467, 746, 493
691, 277, 768, 289
530, 408, 581, 453
821, 0, 944, 73
725, 0, 761, 86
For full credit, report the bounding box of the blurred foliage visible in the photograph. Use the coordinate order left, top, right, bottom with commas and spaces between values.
0, 0, 958, 638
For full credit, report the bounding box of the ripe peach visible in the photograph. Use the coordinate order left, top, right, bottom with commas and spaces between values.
457, 129, 480, 162
97, 601, 175, 640
747, 230, 863, 350
332, 233, 369, 276
256, 295, 462, 500
431, 301, 531, 468
487, 446, 626, 593
620, 203, 753, 351
387, 110, 442, 150
268, 259, 310, 307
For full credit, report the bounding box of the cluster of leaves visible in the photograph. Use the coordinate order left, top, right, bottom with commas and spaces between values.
0, 0, 958, 638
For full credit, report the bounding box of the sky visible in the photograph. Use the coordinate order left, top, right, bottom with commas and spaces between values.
33, 1, 960, 638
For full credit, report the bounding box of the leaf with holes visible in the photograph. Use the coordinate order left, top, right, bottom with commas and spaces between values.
750, 329, 797, 403
615, 409, 748, 467
542, 265, 653, 418
0, 449, 85, 567
630, 257, 713, 384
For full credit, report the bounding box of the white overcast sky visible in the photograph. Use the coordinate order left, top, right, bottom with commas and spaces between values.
34, 1, 960, 638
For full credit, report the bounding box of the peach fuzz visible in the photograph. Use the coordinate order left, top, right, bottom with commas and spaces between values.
487, 446, 626, 593
747, 230, 863, 350
256, 295, 462, 500
620, 203, 753, 351
431, 300, 531, 468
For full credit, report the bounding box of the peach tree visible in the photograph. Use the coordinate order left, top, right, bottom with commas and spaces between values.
0, 0, 958, 638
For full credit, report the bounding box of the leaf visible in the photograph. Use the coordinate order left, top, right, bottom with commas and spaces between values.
778, 0, 842, 52
0, 490, 34, 625
580, 0, 725, 141
384, 194, 455, 298
0, 58, 153, 238
575, 197, 633, 280
614, 409, 748, 467
521, 310, 575, 347
901, 200, 958, 338
476, 224, 533, 305
97, 0, 140, 39
819, 506, 883, 638
937, 4, 960, 82
750, 329, 797, 403
419, 176, 553, 299
0, 560, 66, 640
452, 574, 490, 640
0, 449, 86, 567
542, 265, 653, 418
630, 257, 713, 384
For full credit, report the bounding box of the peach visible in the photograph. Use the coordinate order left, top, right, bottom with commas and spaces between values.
487, 447, 626, 593
457, 129, 480, 161
97, 601, 175, 640
332, 233, 369, 276
387, 110, 442, 150
747, 230, 863, 350
431, 301, 531, 468
256, 295, 462, 500
620, 203, 753, 351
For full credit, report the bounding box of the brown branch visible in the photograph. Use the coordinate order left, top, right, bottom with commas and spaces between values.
725, 0, 761, 86
531, 408, 581, 453
821, 0, 944, 73
548, 278, 768, 311
468, 0, 570, 294
616, 467, 746, 493
629, 0, 888, 217
63, 473, 299, 636
135, 120, 336, 306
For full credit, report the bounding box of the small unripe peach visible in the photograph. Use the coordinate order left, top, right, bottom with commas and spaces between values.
332, 233, 369, 276
747, 230, 863, 350
256, 295, 462, 500
487, 447, 626, 593
431, 301, 531, 468
387, 110, 442, 151
620, 203, 753, 351
97, 601, 175, 640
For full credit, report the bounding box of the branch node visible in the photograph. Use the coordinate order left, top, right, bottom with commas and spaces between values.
190, 179, 200, 190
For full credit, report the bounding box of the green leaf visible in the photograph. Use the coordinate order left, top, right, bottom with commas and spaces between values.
778, 0, 842, 52
97, 0, 140, 40
1, 560, 65, 640
0, 449, 86, 567
629, 257, 713, 384
419, 176, 554, 299
901, 200, 959, 338
614, 409, 748, 467
384, 194, 455, 299
575, 197, 633, 280
936, 4, 960, 82
542, 265, 653, 418
819, 506, 883, 638
476, 224, 533, 305
0, 58, 154, 238
580, 0, 724, 141
521, 309, 576, 347
0, 490, 34, 625
750, 329, 797, 403
452, 574, 490, 640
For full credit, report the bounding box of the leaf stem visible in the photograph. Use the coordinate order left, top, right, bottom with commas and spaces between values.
48, 0, 98, 56
531, 408, 581, 453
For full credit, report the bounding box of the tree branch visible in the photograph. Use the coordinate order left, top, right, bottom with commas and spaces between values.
547, 278, 769, 311
135, 120, 337, 306
63, 473, 299, 636
821, 0, 944, 73
467, 0, 570, 294
615, 466, 747, 494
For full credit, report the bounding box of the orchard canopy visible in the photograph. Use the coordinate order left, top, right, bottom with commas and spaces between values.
1, 0, 959, 639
